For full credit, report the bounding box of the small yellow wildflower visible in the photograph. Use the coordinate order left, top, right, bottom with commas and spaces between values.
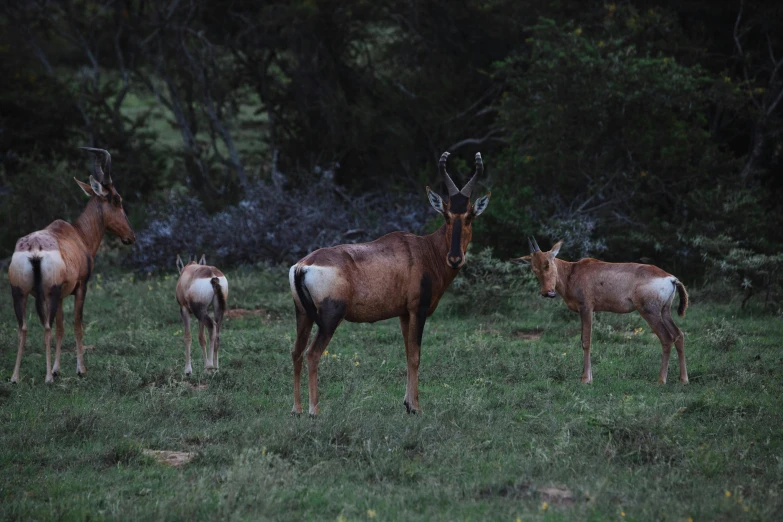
332, 354, 337, 359
598, 40, 605, 48
148, 285, 153, 291
541, 501, 549, 511
443, 383, 450, 388
755, 87, 765, 94
607, 4, 617, 13
621, 512, 626, 517
367, 510, 376, 519
337, 516, 347, 522
562, 352, 567, 357
723, 76, 732, 83
634, 327, 644, 335
743, 506, 749, 512
516, 518, 522, 522
725, 490, 732, 498
737, 497, 743, 504
262, 447, 267, 455
355, 361, 360, 366
648, 9, 655, 15
574, 27, 583, 36
324, 350, 329, 356
640, 171, 648, 178
687, 518, 693, 522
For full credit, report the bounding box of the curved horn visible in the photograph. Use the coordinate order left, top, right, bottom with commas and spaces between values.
531, 236, 541, 252
79, 147, 112, 185
460, 152, 482, 197
528, 237, 536, 253
438, 151, 459, 197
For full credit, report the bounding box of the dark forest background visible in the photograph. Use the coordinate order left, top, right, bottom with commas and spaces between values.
1, 0, 782, 305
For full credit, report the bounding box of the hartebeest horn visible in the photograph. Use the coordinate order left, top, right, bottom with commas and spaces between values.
439, 152, 460, 197
529, 236, 541, 253
460, 152, 482, 197
79, 147, 112, 186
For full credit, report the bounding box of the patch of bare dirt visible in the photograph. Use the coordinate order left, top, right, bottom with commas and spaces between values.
142, 449, 195, 468
225, 308, 266, 319
538, 486, 575, 505
513, 328, 544, 341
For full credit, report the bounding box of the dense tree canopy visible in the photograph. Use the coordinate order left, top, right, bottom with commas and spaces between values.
1, 1, 781, 297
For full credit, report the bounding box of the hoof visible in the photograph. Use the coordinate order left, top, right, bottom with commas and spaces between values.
77, 372, 86, 378
45, 376, 54, 384
52, 370, 59, 377
680, 378, 689, 385
185, 371, 192, 377
403, 400, 418, 415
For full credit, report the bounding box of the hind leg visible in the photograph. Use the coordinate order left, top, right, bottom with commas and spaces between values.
306, 300, 345, 417
639, 307, 674, 384
43, 287, 63, 383
192, 303, 215, 370
52, 305, 64, 377
663, 307, 688, 383
73, 284, 88, 376
10, 286, 28, 384
181, 307, 193, 376
292, 307, 314, 415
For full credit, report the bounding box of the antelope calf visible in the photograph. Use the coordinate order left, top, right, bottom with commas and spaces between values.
8, 148, 136, 383
289, 152, 490, 416
513, 238, 689, 384
175, 255, 228, 375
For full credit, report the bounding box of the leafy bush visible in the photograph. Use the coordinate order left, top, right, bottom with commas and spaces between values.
127, 176, 431, 272
703, 318, 742, 352
450, 247, 535, 312
692, 234, 783, 309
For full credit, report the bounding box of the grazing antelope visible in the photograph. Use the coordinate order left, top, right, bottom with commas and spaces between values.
289, 152, 490, 416
8, 148, 136, 383
175, 254, 228, 375
513, 238, 689, 384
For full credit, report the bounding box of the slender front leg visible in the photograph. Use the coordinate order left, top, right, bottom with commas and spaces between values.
291, 307, 314, 415
579, 308, 594, 384
73, 284, 88, 376
11, 286, 28, 384
181, 307, 193, 376
402, 311, 424, 413
52, 305, 64, 377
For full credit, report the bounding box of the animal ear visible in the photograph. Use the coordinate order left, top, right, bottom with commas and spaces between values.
74, 177, 95, 197
176, 255, 185, 274
472, 192, 490, 217
550, 241, 563, 258
426, 187, 445, 214
510, 255, 532, 265
89, 175, 108, 198
199, 254, 206, 265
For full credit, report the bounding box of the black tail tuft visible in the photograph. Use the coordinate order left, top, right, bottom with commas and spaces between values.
210, 277, 225, 325
30, 257, 46, 325
676, 280, 689, 317
294, 267, 321, 328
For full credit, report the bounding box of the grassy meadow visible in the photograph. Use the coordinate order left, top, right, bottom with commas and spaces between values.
1, 265, 782, 521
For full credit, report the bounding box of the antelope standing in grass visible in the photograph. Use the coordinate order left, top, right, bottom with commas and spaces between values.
289, 152, 490, 416
176, 254, 228, 375
8, 148, 136, 383
513, 238, 689, 384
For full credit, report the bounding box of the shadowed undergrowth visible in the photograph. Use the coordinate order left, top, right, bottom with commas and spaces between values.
0, 267, 781, 521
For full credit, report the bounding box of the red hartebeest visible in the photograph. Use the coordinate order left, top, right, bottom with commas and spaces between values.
513, 238, 689, 384
289, 152, 491, 416
8, 148, 136, 383
176, 254, 228, 376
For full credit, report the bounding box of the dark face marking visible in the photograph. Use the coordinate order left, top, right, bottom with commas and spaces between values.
416, 273, 433, 345
11, 286, 25, 328
448, 193, 469, 214
448, 217, 464, 269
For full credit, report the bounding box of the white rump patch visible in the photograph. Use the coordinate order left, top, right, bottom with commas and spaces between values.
302, 265, 341, 304
9, 250, 66, 292
648, 277, 677, 304
189, 278, 217, 306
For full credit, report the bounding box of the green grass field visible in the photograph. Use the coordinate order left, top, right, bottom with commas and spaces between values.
1, 266, 781, 521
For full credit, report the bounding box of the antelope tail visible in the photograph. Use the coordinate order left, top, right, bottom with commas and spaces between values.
675, 280, 689, 318
30, 257, 46, 325
294, 267, 321, 328
211, 277, 225, 325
